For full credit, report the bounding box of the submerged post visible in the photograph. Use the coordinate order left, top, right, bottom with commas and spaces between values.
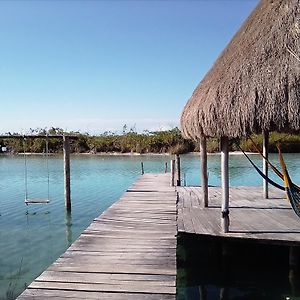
164, 162, 168, 173
141, 162, 144, 175
263, 130, 269, 199
200, 136, 209, 207
221, 136, 229, 233
175, 154, 181, 186
170, 159, 175, 186
63, 135, 71, 211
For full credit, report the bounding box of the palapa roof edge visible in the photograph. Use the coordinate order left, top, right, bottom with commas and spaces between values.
181, 0, 300, 140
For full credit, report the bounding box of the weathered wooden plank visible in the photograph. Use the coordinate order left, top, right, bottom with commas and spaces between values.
28, 281, 176, 294
37, 270, 175, 283
20, 289, 176, 300
48, 263, 176, 276
35, 273, 175, 287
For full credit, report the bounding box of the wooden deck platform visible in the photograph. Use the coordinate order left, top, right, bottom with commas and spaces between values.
178, 186, 300, 245
18, 174, 177, 299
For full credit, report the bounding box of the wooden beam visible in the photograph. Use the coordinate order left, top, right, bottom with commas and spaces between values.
200, 136, 208, 207
221, 136, 229, 233
263, 130, 269, 199
175, 155, 181, 186
63, 136, 71, 211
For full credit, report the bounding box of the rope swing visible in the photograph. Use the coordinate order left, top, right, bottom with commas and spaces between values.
23, 136, 50, 205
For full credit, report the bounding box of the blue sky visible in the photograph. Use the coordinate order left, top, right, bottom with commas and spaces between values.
1, 0, 258, 134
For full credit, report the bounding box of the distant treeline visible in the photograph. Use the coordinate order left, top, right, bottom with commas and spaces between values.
0, 127, 194, 154
1, 127, 300, 154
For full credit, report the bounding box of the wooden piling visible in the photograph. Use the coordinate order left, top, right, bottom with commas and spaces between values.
164, 162, 168, 173
220, 287, 228, 300
200, 136, 208, 207
199, 286, 207, 300
141, 162, 144, 175
175, 154, 181, 186
263, 130, 269, 199
170, 159, 175, 186
221, 136, 229, 233
63, 135, 71, 211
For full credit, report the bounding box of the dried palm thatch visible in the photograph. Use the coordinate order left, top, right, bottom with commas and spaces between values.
181, 0, 300, 140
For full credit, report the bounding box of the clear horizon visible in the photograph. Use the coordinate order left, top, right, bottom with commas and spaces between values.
1, 0, 259, 135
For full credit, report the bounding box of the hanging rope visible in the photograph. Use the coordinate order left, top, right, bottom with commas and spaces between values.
23, 137, 28, 202
46, 135, 50, 201
23, 136, 51, 205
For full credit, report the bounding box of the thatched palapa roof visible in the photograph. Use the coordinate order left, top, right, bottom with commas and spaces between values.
181, 0, 300, 139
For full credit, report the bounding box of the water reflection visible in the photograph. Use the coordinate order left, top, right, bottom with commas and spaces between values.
177, 234, 299, 300
64, 211, 73, 248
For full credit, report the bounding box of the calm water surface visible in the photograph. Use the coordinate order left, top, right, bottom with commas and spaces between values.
0, 153, 300, 299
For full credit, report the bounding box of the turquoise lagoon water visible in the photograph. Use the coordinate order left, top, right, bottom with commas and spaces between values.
0, 152, 300, 299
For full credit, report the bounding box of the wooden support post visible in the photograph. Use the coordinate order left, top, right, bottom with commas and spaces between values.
219, 287, 228, 300
63, 135, 71, 211
221, 136, 229, 233
200, 136, 208, 207
141, 162, 144, 175
199, 286, 207, 300
170, 159, 175, 186
263, 130, 269, 198
164, 162, 168, 173
175, 154, 181, 186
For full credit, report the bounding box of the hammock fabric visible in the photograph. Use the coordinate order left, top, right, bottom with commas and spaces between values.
248, 136, 283, 179
239, 142, 300, 218
238, 146, 285, 191
248, 137, 300, 192
278, 146, 300, 218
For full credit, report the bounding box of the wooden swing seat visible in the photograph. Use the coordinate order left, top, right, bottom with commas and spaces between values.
25, 198, 50, 205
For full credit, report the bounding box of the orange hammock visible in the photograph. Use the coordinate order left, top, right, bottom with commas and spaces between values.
278, 145, 300, 218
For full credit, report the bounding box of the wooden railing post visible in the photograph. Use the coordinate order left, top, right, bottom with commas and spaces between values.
170, 159, 175, 186
63, 135, 71, 211
175, 154, 181, 186
200, 136, 208, 207
263, 130, 269, 198
221, 136, 229, 233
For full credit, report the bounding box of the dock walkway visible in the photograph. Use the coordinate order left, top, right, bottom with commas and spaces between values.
178, 186, 300, 245
18, 174, 177, 299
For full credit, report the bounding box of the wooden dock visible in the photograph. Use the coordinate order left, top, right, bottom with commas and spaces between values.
178, 186, 300, 245
18, 174, 177, 299
17, 172, 300, 299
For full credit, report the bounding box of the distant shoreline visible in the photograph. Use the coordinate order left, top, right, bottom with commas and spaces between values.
0, 151, 258, 156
